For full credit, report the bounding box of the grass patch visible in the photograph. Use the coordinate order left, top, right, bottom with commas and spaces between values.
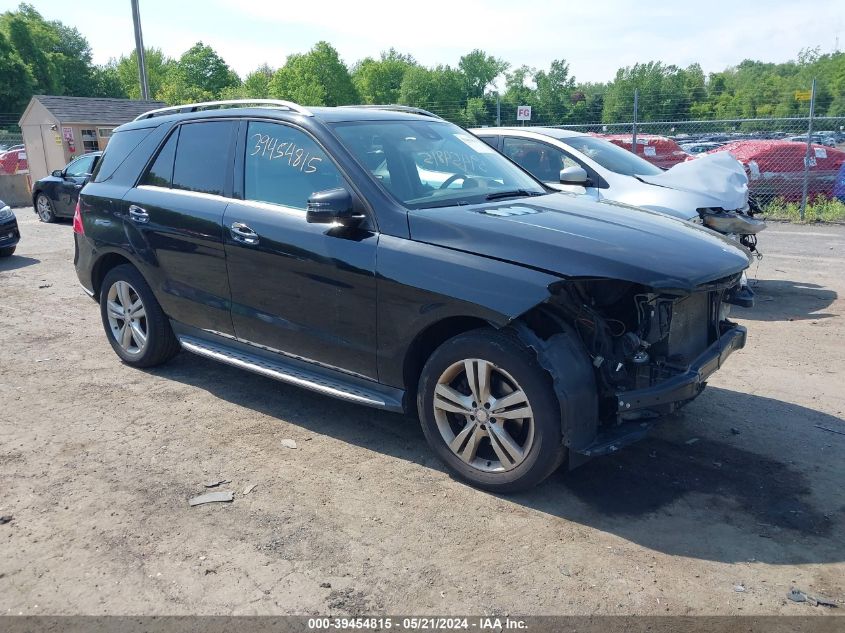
760, 195, 845, 223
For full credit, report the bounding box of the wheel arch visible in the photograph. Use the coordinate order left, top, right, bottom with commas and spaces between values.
91, 251, 140, 301
31, 188, 44, 210
401, 315, 493, 408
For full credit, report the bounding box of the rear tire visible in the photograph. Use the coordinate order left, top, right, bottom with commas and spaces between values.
99, 264, 180, 368
35, 193, 56, 223
417, 328, 564, 493
0, 245, 15, 257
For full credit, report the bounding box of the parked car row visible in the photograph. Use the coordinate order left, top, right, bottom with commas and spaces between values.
702, 140, 845, 203
65, 99, 753, 492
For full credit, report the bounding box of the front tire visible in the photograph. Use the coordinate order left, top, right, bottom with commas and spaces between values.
99, 264, 180, 368
417, 328, 564, 493
35, 193, 56, 223
0, 245, 15, 257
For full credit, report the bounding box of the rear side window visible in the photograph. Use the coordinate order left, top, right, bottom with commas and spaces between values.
244, 121, 343, 209
172, 121, 236, 196
141, 130, 178, 187
93, 128, 153, 183
477, 135, 499, 150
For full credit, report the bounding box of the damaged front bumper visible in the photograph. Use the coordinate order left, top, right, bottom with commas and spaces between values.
573, 323, 746, 459
615, 322, 746, 415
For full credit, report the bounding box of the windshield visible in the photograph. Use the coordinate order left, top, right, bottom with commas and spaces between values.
331, 120, 546, 209
559, 136, 663, 177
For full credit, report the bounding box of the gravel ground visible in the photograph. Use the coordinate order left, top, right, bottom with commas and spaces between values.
1, 209, 844, 616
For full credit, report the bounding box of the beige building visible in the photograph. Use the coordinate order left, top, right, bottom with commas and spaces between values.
19, 95, 165, 183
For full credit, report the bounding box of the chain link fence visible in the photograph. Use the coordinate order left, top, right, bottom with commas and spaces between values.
409, 80, 845, 221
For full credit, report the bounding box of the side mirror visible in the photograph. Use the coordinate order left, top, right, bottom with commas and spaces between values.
52, 170, 63, 178
306, 188, 362, 226
560, 166, 589, 185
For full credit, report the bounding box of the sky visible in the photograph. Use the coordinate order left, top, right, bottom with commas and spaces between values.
10, 0, 845, 82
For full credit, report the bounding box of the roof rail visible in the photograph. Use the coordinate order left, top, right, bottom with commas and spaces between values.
337, 104, 444, 120
134, 99, 313, 121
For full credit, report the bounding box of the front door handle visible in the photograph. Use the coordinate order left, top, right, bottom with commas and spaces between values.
128, 205, 149, 223
230, 221, 259, 245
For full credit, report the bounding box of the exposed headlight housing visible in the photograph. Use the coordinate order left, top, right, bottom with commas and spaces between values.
698, 208, 766, 235
0, 205, 13, 221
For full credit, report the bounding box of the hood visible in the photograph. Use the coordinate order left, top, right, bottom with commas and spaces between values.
636, 152, 749, 211
408, 193, 752, 292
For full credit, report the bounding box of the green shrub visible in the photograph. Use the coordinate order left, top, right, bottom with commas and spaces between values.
760, 195, 845, 223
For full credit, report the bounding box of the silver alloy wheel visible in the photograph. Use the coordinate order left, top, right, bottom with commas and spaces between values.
36, 194, 53, 221
433, 358, 535, 473
105, 280, 148, 355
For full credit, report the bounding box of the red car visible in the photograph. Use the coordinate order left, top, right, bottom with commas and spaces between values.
705, 140, 845, 202
595, 134, 690, 170
0, 145, 27, 175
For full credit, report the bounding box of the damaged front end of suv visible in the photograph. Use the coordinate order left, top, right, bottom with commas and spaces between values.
517, 274, 747, 464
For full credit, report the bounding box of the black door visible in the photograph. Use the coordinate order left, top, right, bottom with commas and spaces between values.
223, 120, 379, 379
122, 120, 238, 336
56, 153, 98, 215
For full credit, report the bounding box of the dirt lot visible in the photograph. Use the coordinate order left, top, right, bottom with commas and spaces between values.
1, 209, 844, 616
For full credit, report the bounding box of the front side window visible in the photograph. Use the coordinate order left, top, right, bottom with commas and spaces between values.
65, 153, 97, 177
244, 121, 343, 209
559, 136, 662, 177
331, 120, 545, 209
172, 121, 236, 196
502, 137, 580, 182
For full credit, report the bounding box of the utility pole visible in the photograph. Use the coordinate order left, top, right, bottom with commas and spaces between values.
631, 89, 639, 154
799, 78, 817, 221
130, 0, 150, 100
496, 93, 501, 127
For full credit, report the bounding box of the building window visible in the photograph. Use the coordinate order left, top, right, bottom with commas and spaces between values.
98, 128, 114, 138
81, 129, 100, 152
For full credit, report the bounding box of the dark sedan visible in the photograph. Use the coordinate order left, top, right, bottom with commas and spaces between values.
31, 151, 102, 223
0, 199, 20, 257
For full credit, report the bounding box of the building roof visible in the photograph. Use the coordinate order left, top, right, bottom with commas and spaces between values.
26, 95, 166, 125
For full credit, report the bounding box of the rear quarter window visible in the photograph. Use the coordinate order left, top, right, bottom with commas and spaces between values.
92, 128, 154, 183
172, 121, 236, 196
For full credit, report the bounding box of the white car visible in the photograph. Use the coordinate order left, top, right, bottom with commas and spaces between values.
472, 126, 764, 305
471, 127, 765, 253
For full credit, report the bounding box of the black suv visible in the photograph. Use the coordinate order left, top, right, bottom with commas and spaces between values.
74, 100, 751, 492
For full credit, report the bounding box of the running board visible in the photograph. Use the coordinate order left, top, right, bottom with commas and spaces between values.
177, 334, 404, 412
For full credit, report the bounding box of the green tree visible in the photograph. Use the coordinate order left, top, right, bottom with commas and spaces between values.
0, 30, 33, 112
398, 65, 464, 118
115, 48, 175, 100
500, 65, 537, 123
4, 13, 54, 93
602, 61, 703, 122
175, 42, 240, 97
534, 59, 576, 123
242, 64, 274, 97
90, 63, 127, 98
269, 41, 358, 106
458, 49, 508, 99
1, 3, 96, 97
352, 49, 417, 104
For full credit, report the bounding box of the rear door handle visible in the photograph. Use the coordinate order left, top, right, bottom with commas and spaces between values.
128, 205, 149, 223
230, 221, 259, 245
